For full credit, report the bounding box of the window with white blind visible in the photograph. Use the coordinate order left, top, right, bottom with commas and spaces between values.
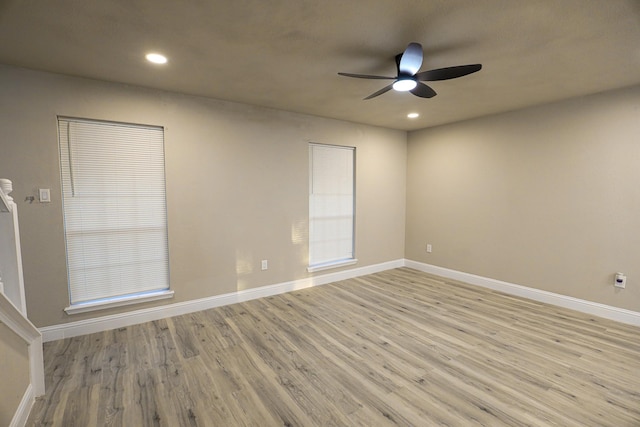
58, 117, 172, 314
308, 143, 356, 272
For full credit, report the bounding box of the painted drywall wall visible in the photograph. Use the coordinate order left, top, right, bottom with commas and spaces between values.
406, 85, 640, 311
0, 64, 406, 328
0, 321, 30, 426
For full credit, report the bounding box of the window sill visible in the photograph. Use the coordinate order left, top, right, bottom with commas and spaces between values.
307, 258, 358, 273
64, 290, 174, 315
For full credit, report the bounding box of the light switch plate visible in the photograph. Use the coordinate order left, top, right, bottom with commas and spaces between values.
39, 188, 51, 203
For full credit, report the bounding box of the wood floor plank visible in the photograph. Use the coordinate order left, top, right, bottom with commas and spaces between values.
27, 268, 640, 426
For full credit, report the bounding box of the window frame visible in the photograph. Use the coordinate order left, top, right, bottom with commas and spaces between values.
307, 142, 357, 272
57, 116, 173, 314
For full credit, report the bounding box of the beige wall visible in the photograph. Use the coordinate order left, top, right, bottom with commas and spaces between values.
406, 85, 640, 312
0, 65, 407, 328
2, 61, 638, 327
0, 321, 30, 426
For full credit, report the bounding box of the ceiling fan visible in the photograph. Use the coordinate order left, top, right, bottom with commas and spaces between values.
338, 42, 482, 100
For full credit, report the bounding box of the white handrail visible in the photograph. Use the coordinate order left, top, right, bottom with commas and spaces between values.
0, 178, 45, 427
0, 179, 27, 314
0, 178, 12, 213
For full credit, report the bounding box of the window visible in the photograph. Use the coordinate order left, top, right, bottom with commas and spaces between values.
58, 117, 172, 313
308, 143, 356, 271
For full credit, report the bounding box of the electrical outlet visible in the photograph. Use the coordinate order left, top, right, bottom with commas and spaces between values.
614, 272, 626, 289
426, 244, 432, 253
261, 260, 268, 271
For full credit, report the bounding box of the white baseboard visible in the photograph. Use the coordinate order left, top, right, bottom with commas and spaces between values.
39, 258, 640, 341
40, 259, 404, 342
10, 384, 34, 427
405, 259, 640, 327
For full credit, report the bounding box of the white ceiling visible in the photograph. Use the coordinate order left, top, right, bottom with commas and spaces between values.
1, 0, 639, 131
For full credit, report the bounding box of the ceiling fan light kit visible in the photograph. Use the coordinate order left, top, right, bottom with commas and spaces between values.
392, 78, 417, 92
339, 42, 481, 100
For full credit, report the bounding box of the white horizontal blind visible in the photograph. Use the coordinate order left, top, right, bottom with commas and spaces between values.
309, 143, 355, 267
58, 118, 169, 305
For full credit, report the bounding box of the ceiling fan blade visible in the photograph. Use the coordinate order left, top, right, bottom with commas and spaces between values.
398, 42, 423, 75
338, 72, 395, 80
364, 83, 394, 100
410, 82, 437, 98
415, 64, 482, 81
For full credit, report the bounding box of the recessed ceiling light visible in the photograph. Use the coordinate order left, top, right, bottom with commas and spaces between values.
145, 53, 167, 64
407, 112, 420, 119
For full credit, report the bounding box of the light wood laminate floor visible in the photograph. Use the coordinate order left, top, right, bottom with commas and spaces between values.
27, 268, 640, 426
